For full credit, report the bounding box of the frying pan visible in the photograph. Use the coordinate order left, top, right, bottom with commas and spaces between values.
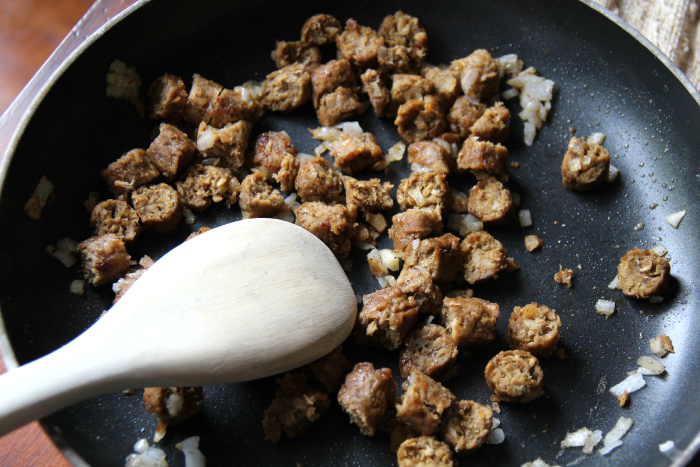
1, 0, 699, 466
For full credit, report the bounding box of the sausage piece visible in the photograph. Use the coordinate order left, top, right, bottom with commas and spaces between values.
183, 73, 222, 126
336, 19, 384, 70
147, 73, 187, 121
294, 201, 355, 261
467, 176, 514, 225
439, 400, 493, 457
508, 303, 561, 357
196, 120, 253, 171
146, 123, 197, 182
618, 249, 671, 298
262, 373, 330, 445
448, 97, 486, 139
78, 234, 131, 286
484, 350, 544, 403
403, 234, 462, 286
469, 102, 510, 145
395, 96, 446, 144
301, 14, 342, 46
344, 177, 394, 218
294, 156, 344, 204
408, 141, 456, 175
441, 296, 500, 347
396, 171, 451, 212
422, 67, 459, 109
396, 370, 455, 435
399, 324, 458, 381
337, 362, 397, 436
397, 436, 454, 467
144, 386, 203, 441
261, 63, 312, 112
329, 132, 384, 174
461, 231, 508, 284
396, 265, 443, 316
378, 11, 428, 74
457, 136, 508, 177
561, 136, 610, 191
449, 49, 499, 102
361, 69, 391, 116
301, 346, 352, 394
248, 131, 298, 192
355, 286, 421, 350
239, 172, 286, 219
176, 165, 241, 211
389, 206, 443, 255
90, 199, 142, 243
102, 148, 160, 197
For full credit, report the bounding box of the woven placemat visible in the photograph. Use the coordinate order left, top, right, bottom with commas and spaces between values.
593, 0, 700, 90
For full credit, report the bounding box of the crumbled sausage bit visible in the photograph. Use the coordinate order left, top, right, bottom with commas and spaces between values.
396, 370, 455, 435
377, 11, 428, 74
389, 206, 443, 255
524, 234, 544, 252
196, 120, 253, 172
403, 234, 462, 286
354, 286, 421, 350
130, 184, 182, 234
102, 148, 160, 197
210, 86, 264, 128
176, 165, 241, 211
183, 73, 223, 126
441, 297, 500, 347
329, 132, 384, 174
399, 324, 459, 381
467, 176, 514, 225
448, 97, 486, 139
273, 41, 321, 69
294, 202, 355, 261
485, 350, 544, 403
294, 156, 345, 204
561, 136, 610, 191
90, 199, 142, 243
408, 141, 456, 175
618, 390, 629, 407
147, 73, 188, 121
262, 373, 330, 445
554, 265, 574, 287
78, 234, 131, 286
318, 88, 364, 127
337, 362, 397, 436
344, 177, 394, 218
422, 67, 459, 109
396, 171, 451, 212
239, 172, 286, 219
617, 249, 671, 299
361, 69, 391, 116
469, 102, 510, 145
301, 346, 352, 394
146, 123, 197, 182
440, 400, 493, 457
508, 303, 561, 357
658, 334, 675, 353
395, 96, 447, 144
336, 19, 384, 70
396, 265, 443, 316
457, 136, 508, 177
249, 131, 298, 192
449, 49, 499, 102
311, 59, 363, 126
301, 14, 342, 46
144, 386, 203, 442
397, 436, 454, 467
261, 63, 312, 112
461, 231, 508, 284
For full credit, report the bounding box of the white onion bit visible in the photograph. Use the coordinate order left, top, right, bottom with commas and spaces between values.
521, 459, 561, 467
610, 373, 645, 398
486, 428, 505, 444
665, 210, 686, 228
599, 417, 634, 456
607, 275, 620, 289
637, 355, 665, 375
595, 299, 615, 317
606, 164, 620, 182
518, 209, 533, 227
651, 245, 668, 257
177, 436, 206, 467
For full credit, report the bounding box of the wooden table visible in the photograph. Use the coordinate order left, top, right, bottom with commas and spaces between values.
0, 1, 699, 466
0, 2, 137, 464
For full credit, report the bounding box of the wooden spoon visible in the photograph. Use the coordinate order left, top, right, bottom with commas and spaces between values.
0, 218, 357, 436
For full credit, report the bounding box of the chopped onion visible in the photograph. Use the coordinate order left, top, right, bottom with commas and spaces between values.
606, 164, 620, 182
486, 428, 505, 444
309, 126, 342, 142
333, 121, 363, 135
242, 80, 263, 100
610, 373, 645, 397
375, 141, 406, 170
608, 275, 620, 289
659, 440, 675, 453
449, 189, 468, 213
492, 418, 501, 429
523, 121, 537, 146
69, 280, 85, 295
518, 209, 533, 227
586, 133, 607, 146
134, 439, 149, 454
637, 356, 665, 375
125, 441, 168, 467
183, 206, 196, 225
599, 417, 633, 456
196, 128, 216, 151
376, 273, 397, 288
595, 299, 615, 317
521, 459, 561, 467
560, 427, 602, 454
651, 245, 668, 257
177, 436, 206, 467
648, 295, 664, 304
634, 222, 645, 231
34, 176, 55, 207
502, 87, 520, 100
665, 210, 686, 228
46, 243, 77, 268
446, 213, 483, 236
496, 54, 524, 78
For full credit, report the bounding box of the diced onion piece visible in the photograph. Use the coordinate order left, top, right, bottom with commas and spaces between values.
583, 430, 603, 454
496, 54, 524, 78
177, 436, 206, 467
599, 417, 634, 456
356, 242, 374, 251
610, 373, 645, 397
492, 418, 501, 429
521, 459, 561, 467
125, 444, 168, 467
242, 80, 263, 100
376, 273, 397, 288
595, 299, 615, 317
560, 427, 602, 453
651, 245, 668, 257
367, 248, 384, 275
46, 244, 77, 268
606, 164, 620, 182
502, 87, 519, 100
197, 129, 217, 151
333, 121, 363, 135
587, 132, 607, 146
34, 176, 55, 207
518, 209, 533, 227
523, 121, 537, 146
486, 428, 505, 445
659, 440, 676, 453
649, 337, 667, 357
648, 295, 664, 304
379, 249, 401, 272
134, 439, 149, 454
608, 275, 620, 289
69, 280, 85, 295
182, 207, 196, 225
637, 356, 665, 375
375, 141, 406, 170
449, 189, 468, 213
296, 152, 313, 162
665, 210, 686, 228
309, 126, 342, 142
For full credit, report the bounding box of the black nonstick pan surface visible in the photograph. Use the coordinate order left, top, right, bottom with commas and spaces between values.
1, 0, 699, 466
